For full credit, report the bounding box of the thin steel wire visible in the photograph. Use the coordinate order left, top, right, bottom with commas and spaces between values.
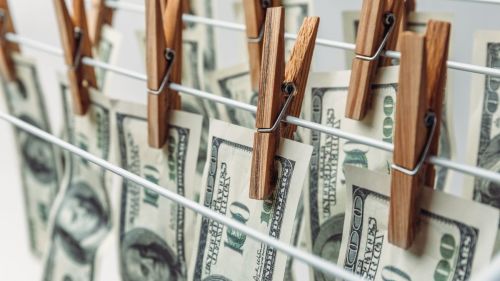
7, 33, 500, 185
104, 1, 500, 78
0, 110, 363, 281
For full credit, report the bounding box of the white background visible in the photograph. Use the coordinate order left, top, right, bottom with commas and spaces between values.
0, 0, 499, 280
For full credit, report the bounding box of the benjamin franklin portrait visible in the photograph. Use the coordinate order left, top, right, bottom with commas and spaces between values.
121, 228, 184, 281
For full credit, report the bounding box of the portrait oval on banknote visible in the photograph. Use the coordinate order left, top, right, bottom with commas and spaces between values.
476, 134, 500, 208
19, 115, 57, 184
312, 213, 345, 281
202, 275, 232, 281
54, 181, 110, 263
121, 228, 184, 281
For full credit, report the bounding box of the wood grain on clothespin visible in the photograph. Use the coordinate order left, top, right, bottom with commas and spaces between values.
250, 8, 319, 200
147, 0, 182, 149
243, 0, 281, 92
346, 0, 404, 120
388, 31, 428, 249
54, 0, 97, 115
90, 0, 114, 47
281, 17, 319, 139
0, 0, 20, 82
423, 21, 451, 187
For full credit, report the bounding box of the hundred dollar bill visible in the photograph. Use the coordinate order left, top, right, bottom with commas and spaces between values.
43, 81, 113, 281
342, 11, 454, 65
114, 102, 202, 280
135, 28, 215, 182
466, 30, 500, 252
187, 0, 217, 72
94, 25, 121, 92
209, 64, 255, 128
0, 54, 61, 257
189, 119, 312, 281
303, 67, 398, 280
337, 165, 498, 281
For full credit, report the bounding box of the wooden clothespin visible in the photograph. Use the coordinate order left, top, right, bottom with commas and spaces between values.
146, 0, 182, 148
388, 21, 450, 249
423, 21, 451, 187
249, 7, 319, 199
90, 0, 115, 47
243, 0, 281, 92
345, 0, 405, 120
0, 0, 20, 82
54, 0, 97, 115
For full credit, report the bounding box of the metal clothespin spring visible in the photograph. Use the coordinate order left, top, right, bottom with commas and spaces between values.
147, 48, 176, 95
257, 82, 296, 133
355, 13, 396, 61
0, 10, 8, 42
71, 27, 84, 69
391, 112, 437, 176
247, 0, 271, 44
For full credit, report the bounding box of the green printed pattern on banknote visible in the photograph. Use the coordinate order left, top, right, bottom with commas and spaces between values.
1, 54, 61, 257
94, 25, 121, 92
189, 119, 312, 281
305, 69, 398, 278
337, 166, 498, 281
116, 103, 202, 281
43, 83, 112, 281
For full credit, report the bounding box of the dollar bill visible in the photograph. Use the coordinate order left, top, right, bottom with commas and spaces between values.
189, 0, 217, 72
189, 119, 312, 281
135, 28, 213, 177
342, 11, 454, 65
0, 54, 61, 257
303, 67, 398, 281
336, 165, 498, 281
114, 101, 202, 280
43, 81, 113, 281
466, 30, 500, 252
209, 64, 255, 129
94, 25, 122, 94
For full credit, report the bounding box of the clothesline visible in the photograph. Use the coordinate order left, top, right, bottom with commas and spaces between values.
6, 32, 500, 185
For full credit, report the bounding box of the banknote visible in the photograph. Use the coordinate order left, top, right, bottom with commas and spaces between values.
0, 54, 61, 257
467, 30, 500, 252
135, 28, 216, 186
189, 0, 217, 71
209, 64, 255, 128
336, 165, 498, 281
43, 81, 113, 281
189, 119, 312, 281
114, 101, 202, 280
303, 67, 398, 280
342, 11, 454, 65
94, 25, 121, 95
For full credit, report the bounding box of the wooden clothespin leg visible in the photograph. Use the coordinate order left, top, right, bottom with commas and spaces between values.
90, 0, 115, 47
0, 0, 19, 82
249, 7, 319, 199
146, 0, 182, 148
423, 21, 451, 187
346, 0, 404, 120
243, 0, 280, 92
389, 31, 430, 249
54, 0, 97, 115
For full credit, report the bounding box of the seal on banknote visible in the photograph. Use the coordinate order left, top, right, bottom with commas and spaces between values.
475, 134, 500, 209
312, 213, 345, 281
53, 181, 110, 263
121, 228, 184, 281
19, 115, 57, 184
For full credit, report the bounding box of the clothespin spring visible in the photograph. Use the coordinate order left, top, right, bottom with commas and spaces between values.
0, 9, 9, 41
247, 0, 272, 44
391, 112, 437, 176
147, 48, 176, 95
257, 82, 296, 133
356, 13, 396, 62
72, 28, 84, 69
